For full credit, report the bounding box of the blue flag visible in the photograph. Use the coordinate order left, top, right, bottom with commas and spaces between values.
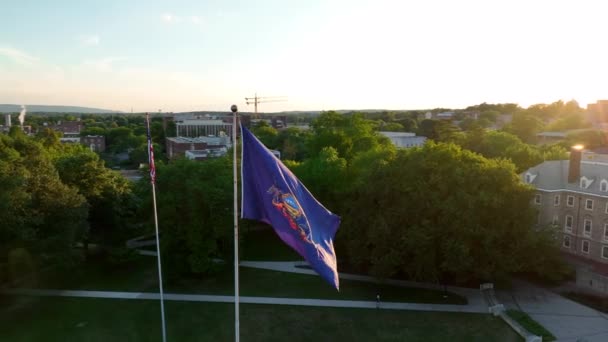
240, 126, 341, 290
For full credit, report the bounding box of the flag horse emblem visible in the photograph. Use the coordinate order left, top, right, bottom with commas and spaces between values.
267, 185, 313, 244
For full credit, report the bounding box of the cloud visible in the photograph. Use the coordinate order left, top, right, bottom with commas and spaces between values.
189, 15, 202, 24
80, 34, 100, 46
161, 13, 205, 26
161, 13, 181, 23
0, 47, 39, 65
81, 57, 127, 72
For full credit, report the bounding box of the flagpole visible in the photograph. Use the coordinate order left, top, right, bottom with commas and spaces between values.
146, 113, 167, 342
231, 104, 240, 342
152, 181, 167, 342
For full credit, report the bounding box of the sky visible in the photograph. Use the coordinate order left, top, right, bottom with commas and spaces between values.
1, 0, 607, 113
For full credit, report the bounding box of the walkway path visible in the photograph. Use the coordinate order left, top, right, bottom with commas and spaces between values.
6, 258, 608, 340
2, 288, 484, 313
240, 260, 486, 310
496, 280, 608, 342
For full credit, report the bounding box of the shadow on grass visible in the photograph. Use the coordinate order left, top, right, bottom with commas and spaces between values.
0, 296, 519, 342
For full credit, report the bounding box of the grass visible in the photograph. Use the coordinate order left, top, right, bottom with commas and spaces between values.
241, 228, 301, 261
561, 291, 608, 314
30, 256, 466, 304
505, 309, 556, 342
25, 227, 468, 305
0, 296, 522, 342
34, 257, 158, 292
169, 266, 467, 304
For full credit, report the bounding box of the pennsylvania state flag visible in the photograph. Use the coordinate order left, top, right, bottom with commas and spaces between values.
240, 126, 341, 290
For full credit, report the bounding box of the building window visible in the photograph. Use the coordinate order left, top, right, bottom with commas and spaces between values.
604, 223, 608, 242
603, 246, 608, 260
585, 199, 594, 210
582, 240, 590, 254
605, 202, 608, 214
554, 195, 560, 206
601, 180, 608, 192
563, 236, 571, 248
552, 215, 559, 226
534, 194, 541, 205
565, 215, 573, 232
567, 195, 575, 207
584, 219, 592, 237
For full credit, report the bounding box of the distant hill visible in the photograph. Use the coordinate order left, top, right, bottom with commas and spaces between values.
0, 104, 120, 114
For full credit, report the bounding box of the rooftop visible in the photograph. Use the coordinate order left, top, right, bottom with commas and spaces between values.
523, 155, 608, 197
167, 136, 230, 145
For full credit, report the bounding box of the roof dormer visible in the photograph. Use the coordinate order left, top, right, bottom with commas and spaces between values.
600, 179, 608, 192
580, 176, 594, 189
525, 172, 537, 184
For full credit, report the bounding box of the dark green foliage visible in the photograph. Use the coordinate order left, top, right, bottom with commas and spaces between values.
461, 130, 567, 172
138, 157, 233, 278
0, 134, 88, 271
342, 142, 564, 284
417, 119, 462, 143
308, 111, 390, 161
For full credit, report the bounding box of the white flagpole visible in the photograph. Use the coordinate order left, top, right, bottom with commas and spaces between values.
152, 182, 167, 342
147, 113, 167, 342
230, 105, 240, 342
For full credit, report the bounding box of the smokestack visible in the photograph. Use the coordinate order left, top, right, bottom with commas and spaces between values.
4, 114, 10, 127
18, 105, 27, 127
568, 145, 584, 183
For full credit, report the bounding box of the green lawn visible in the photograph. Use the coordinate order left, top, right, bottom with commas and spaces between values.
169, 266, 467, 304
241, 228, 301, 261
0, 296, 521, 342
31, 256, 466, 305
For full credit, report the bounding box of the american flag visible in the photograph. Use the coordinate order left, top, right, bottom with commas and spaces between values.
146, 113, 156, 184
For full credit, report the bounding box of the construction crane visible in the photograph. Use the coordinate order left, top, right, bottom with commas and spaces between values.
245, 93, 287, 118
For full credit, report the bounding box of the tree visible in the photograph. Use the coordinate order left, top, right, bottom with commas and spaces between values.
53, 145, 134, 246
80, 126, 107, 137
137, 157, 233, 278
251, 123, 278, 148
275, 127, 311, 161
382, 122, 404, 132
36, 128, 62, 148
418, 119, 463, 143
342, 142, 564, 283
461, 130, 543, 172
479, 110, 500, 123
397, 117, 418, 132
308, 112, 389, 161
288, 147, 348, 212
504, 111, 545, 143
0, 135, 88, 270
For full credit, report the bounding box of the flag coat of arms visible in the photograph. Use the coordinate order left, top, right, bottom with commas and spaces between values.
240, 126, 341, 289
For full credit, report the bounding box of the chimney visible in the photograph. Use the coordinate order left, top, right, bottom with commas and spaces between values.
5, 114, 11, 127
568, 145, 584, 183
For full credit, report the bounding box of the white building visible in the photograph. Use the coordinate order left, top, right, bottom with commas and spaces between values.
379, 132, 427, 148
175, 119, 233, 139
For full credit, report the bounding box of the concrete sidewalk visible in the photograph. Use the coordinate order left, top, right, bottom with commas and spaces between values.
240, 260, 487, 310
2, 288, 485, 313
497, 280, 608, 342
